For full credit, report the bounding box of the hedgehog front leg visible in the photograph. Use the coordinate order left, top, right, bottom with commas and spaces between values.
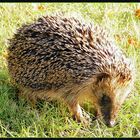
68, 102, 91, 126
93, 104, 102, 120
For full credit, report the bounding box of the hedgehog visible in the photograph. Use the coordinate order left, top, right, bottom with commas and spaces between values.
7, 14, 135, 127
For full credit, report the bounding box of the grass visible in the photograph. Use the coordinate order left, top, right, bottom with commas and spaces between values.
0, 3, 140, 138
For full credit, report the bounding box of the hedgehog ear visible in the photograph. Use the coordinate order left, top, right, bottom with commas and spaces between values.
96, 72, 110, 84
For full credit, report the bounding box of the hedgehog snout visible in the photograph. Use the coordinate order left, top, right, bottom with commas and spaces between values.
102, 112, 117, 127
99, 94, 117, 127
105, 119, 116, 127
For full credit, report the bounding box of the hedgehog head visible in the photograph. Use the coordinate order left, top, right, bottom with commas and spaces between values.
91, 58, 135, 127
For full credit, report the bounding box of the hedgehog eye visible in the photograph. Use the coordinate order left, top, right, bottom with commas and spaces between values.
100, 95, 111, 106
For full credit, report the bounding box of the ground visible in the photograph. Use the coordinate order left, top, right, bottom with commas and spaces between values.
0, 3, 140, 137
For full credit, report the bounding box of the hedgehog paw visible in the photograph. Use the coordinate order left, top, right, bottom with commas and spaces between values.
70, 104, 91, 126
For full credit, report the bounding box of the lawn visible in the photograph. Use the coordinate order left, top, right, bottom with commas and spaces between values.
0, 3, 140, 138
